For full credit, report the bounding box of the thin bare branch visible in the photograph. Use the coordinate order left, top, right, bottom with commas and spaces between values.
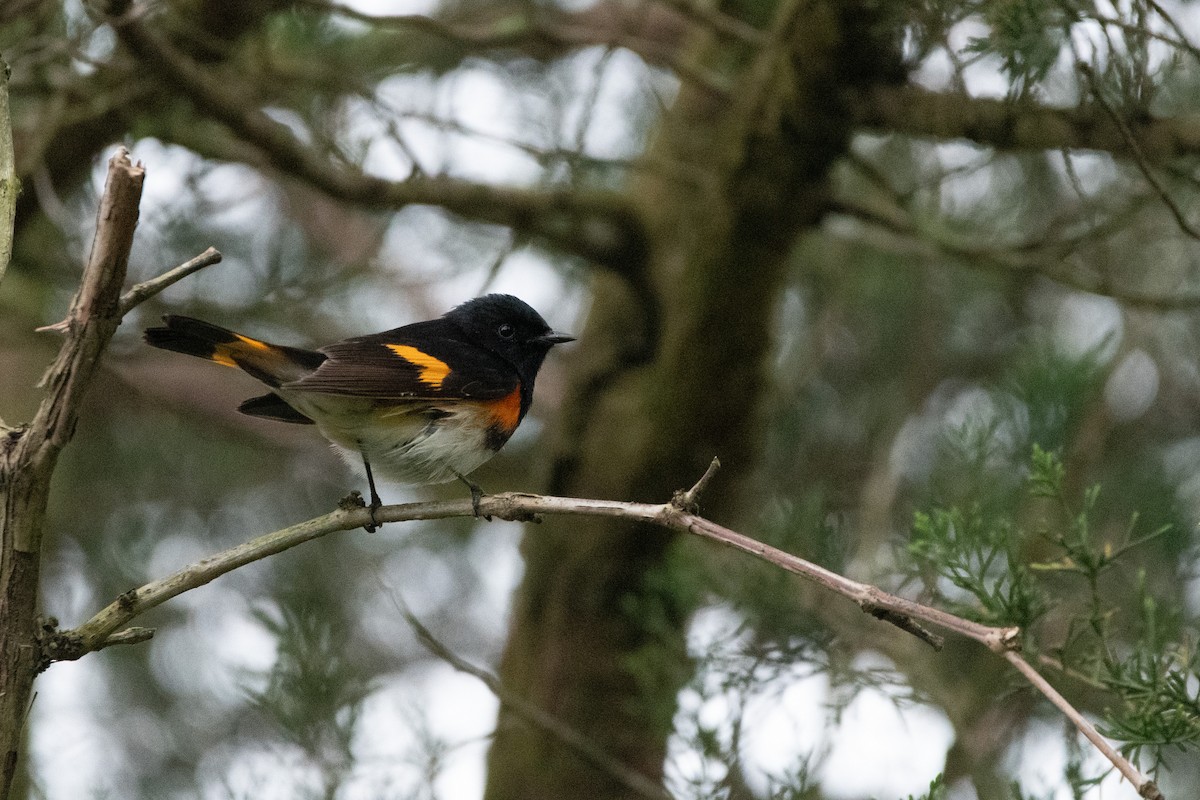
60, 491, 1015, 656
0, 57, 15, 290
387, 108, 709, 191
672, 456, 720, 512
1004, 652, 1163, 800
400, 603, 672, 800
1142, 0, 1200, 64
118, 247, 222, 316
0, 58, 13, 430
64, 502, 368, 654
92, 627, 154, 651
36, 247, 224, 334
50, 474, 1158, 792
1091, 12, 1200, 65
39, 624, 154, 665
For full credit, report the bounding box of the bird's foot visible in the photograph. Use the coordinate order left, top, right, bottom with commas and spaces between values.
365, 487, 384, 532
338, 489, 381, 533
456, 473, 490, 520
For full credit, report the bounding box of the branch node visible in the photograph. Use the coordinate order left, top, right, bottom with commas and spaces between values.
672, 457, 721, 513
986, 625, 1023, 653
117, 589, 139, 611
338, 490, 367, 511
1139, 781, 1164, 800
861, 601, 944, 650
1, 425, 25, 453
35, 618, 83, 672
490, 493, 544, 523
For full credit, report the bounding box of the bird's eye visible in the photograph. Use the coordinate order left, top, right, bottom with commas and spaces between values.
497, 323, 515, 339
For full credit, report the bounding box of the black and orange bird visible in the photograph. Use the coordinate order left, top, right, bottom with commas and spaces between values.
144, 294, 573, 528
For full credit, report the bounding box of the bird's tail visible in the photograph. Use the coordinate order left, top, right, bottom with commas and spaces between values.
144, 315, 326, 388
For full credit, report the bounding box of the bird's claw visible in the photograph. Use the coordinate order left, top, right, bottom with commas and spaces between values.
470, 484, 491, 521
456, 472, 490, 520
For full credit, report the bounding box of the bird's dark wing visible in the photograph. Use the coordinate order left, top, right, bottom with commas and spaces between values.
285, 318, 518, 400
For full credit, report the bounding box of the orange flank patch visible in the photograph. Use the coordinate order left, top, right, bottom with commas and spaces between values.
486, 386, 522, 433
385, 344, 451, 388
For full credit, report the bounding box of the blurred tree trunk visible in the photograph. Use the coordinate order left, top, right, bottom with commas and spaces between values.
484, 3, 902, 797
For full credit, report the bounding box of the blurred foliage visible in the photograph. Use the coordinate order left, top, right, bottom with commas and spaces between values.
247, 591, 372, 799
968, 0, 1069, 96
910, 444, 1197, 772
905, 774, 946, 800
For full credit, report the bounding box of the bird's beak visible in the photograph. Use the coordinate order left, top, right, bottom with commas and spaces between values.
537, 331, 576, 345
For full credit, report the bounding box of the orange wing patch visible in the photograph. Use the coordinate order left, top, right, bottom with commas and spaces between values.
385, 344, 451, 388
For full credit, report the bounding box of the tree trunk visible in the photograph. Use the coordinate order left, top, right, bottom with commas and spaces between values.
0, 538, 39, 800
484, 3, 903, 797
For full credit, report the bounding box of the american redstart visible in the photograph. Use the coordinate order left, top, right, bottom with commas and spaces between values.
144, 294, 573, 529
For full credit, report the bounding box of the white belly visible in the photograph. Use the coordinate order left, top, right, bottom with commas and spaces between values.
280, 392, 499, 485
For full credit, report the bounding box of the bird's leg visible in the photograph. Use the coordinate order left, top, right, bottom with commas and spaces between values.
360, 449, 383, 532
455, 472, 489, 520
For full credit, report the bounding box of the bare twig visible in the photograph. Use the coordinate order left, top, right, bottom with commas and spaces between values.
1142, 0, 1200, 65
0, 58, 14, 431
1004, 652, 1163, 800
91, 626, 154, 651
665, 503, 1018, 652
117, 247, 222, 316
1091, 12, 1200, 65
35, 247, 224, 333
0, 57, 15, 290
63, 504, 368, 654
400, 603, 672, 800
384, 107, 709, 191
672, 456, 720, 512
38, 624, 154, 666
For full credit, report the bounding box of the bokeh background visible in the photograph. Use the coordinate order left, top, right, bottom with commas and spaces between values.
2, 0, 1200, 798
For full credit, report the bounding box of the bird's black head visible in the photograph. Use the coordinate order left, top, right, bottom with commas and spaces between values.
446, 294, 574, 380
